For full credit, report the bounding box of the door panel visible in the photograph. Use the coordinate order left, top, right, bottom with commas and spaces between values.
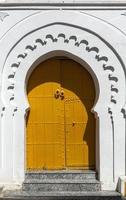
61, 60, 95, 169
27, 59, 65, 170
27, 58, 95, 170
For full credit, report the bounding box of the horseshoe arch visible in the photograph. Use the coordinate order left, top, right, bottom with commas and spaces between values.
0, 11, 125, 191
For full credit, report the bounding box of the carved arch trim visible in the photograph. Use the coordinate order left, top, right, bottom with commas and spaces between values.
2, 25, 125, 114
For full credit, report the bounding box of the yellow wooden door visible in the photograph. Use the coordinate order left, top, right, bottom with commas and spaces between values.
27, 58, 95, 170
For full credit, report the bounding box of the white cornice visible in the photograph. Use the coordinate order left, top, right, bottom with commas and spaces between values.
0, 6, 126, 10
0, 0, 126, 3
0, 0, 126, 5
0, 1, 126, 10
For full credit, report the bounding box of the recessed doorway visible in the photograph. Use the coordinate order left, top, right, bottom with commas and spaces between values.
26, 58, 96, 170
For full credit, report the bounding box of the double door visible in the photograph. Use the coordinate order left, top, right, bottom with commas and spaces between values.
27, 58, 95, 170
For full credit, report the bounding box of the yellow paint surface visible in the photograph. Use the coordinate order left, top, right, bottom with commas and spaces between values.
27, 58, 95, 170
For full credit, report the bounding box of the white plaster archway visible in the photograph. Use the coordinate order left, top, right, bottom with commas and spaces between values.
0, 11, 125, 191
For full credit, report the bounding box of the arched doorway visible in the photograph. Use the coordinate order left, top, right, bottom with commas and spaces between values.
26, 58, 96, 170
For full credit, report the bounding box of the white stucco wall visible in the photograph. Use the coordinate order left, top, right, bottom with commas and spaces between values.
0, 2, 126, 194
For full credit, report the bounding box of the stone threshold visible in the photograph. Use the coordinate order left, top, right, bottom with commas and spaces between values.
1, 190, 122, 200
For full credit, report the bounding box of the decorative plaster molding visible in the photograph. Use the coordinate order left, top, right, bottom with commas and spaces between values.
7, 33, 119, 110
0, 12, 9, 21
121, 12, 126, 16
